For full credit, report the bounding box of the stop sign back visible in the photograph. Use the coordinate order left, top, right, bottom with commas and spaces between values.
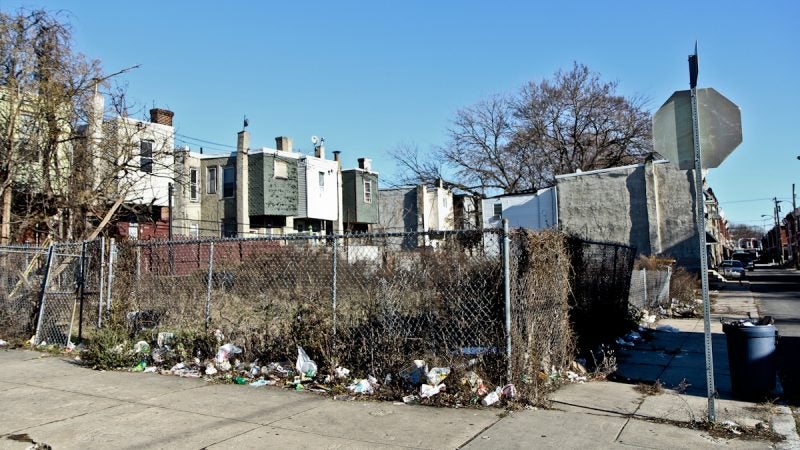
652, 88, 742, 170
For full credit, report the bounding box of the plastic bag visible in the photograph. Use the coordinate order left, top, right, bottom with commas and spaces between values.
426, 367, 451, 385
420, 383, 446, 398
215, 343, 242, 363
134, 341, 150, 354
348, 379, 374, 394
296, 346, 318, 377
400, 360, 427, 386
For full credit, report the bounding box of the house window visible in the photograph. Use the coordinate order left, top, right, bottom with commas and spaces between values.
363, 180, 372, 203
140, 140, 154, 173
493, 203, 503, 218
319, 171, 325, 190
223, 166, 235, 197
207, 167, 217, 194
274, 160, 288, 179
189, 168, 199, 201
189, 223, 199, 237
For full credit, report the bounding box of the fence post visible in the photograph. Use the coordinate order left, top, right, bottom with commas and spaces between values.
34, 245, 55, 345
642, 268, 648, 308
97, 236, 106, 328
502, 219, 512, 383
205, 242, 215, 332
136, 245, 141, 280
77, 241, 87, 341
105, 239, 116, 316
331, 236, 338, 355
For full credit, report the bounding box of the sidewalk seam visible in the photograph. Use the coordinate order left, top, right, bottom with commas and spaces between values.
456, 415, 503, 449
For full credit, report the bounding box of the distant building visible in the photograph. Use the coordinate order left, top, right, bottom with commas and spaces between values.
173, 131, 379, 238
483, 160, 723, 270
341, 158, 380, 233
378, 181, 454, 248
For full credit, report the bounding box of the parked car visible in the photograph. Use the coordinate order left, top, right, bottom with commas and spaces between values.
719, 260, 746, 278
731, 252, 755, 271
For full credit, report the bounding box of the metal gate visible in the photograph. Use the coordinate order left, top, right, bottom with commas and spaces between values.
34, 242, 84, 346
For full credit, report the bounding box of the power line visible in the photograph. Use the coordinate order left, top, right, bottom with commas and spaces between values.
174, 132, 236, 149
718, 197, 788, 204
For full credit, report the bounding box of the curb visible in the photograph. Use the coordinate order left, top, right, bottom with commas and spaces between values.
772, 406, 800, 449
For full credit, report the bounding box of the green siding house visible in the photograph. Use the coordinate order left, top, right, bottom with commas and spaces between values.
342, 158, 379, 233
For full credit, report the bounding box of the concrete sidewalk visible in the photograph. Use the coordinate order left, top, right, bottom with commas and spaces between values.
0, 283, 796, 449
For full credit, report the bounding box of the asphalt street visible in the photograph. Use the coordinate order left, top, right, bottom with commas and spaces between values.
748, 265, 800, 404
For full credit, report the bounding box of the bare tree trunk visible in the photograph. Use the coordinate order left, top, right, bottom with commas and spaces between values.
1, 187, 11, 244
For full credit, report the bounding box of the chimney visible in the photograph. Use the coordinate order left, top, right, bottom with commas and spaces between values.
436, 178, 444, 189
275, 136, 293, 152
149, 108, 174, 126
314, 142, 325, 159
333, 151, 341, 163
358, 158, 372, 171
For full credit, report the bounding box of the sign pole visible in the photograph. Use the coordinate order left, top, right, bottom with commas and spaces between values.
690, 48, 716, 422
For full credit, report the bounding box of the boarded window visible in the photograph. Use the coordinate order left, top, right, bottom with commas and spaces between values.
207, 167, 217, 194
140, 140, 154, 173
223, 166, 235, 197
274, 160, 288, 179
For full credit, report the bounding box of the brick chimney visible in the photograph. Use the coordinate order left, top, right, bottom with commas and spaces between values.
149, 108, 174, 126
275, 136, 293, 152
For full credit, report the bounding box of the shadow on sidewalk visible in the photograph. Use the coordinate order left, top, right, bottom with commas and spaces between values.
609, 328, 733, 399
611, 326, 800, 406
777, 334, 800, 406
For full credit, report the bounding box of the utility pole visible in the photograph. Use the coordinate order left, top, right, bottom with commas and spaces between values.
794, 184, 798, 269
774, 197, 784, 265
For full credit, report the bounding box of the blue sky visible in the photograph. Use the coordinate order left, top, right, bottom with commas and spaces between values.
1, 0, 798, 229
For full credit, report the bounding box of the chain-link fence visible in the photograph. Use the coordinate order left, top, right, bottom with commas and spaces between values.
628, 267, 672, 311
0, 244, 50, 340
0, 228, 636, 404
0, 240, 105, 345
105, 228, 581, 402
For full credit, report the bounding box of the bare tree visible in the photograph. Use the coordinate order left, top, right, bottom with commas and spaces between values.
0, 9, 102, 243
514, 63, 652, 179
727, 223, 764, 243
1, 9, 175, 243
393, 63, 652, 196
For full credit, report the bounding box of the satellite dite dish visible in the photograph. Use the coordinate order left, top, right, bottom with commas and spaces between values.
311, 136, 319, 145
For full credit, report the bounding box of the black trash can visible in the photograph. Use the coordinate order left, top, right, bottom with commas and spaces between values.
722, 321, 778, 400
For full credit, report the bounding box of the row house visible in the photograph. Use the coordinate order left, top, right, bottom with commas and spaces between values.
376, 180, 455, 249
482, 160, 727, 271
782, 208, 798, 267
74, 88, 177, 241
172, 131, 379, 238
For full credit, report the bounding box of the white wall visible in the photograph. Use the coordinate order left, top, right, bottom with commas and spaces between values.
107, 117, 175, 207
303, 156, 339, 221
482, 188, 557, 230
424, 187, 454, 231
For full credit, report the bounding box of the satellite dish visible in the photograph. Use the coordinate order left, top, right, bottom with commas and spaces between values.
311, 136, 319, 145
